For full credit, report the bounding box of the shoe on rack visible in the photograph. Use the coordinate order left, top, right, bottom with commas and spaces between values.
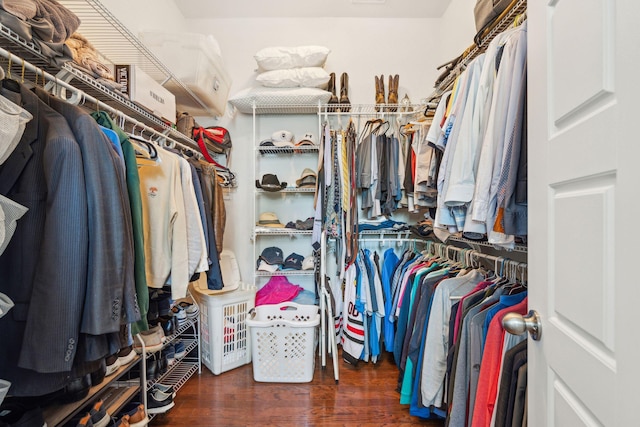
156, 353, 168, 377
375, 74, 386, 111
327, 72, 339, 111
117, 403, 148, 427
89, 399, 110, 427
59, 374, 91, 404
90, 359, 106, 387
161, 345, 175, 367
75, 412, 94, 427
169, 305, 187, 326
146, 389, 174, 415
176, 300, 199, 320
117, 345, 136, 366
339, 72, 351, 112
112, 414, 130, 427
0, 401, 46, 427
154, 315, 175, 336
133, 325, 164, 354
145, 358, 157, 382
173, 340, 186, 360
387, 74, 399, 111
105, 353, 121, 377
151, 383, 176, 399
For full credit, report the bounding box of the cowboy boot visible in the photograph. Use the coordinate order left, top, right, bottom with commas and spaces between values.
328, 72, 339, 111
388, 74, 398, 111
375, 74, 385, 111
339, 72, 351, 112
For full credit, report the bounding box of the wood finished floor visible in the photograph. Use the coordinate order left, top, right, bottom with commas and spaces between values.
150, 351, 445, 427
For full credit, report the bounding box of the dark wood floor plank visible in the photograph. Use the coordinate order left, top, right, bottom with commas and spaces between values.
150, 351, 445, 426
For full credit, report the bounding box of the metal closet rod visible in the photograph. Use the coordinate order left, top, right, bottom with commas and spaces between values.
428, 241, 527, 271
0, 46, 202, 158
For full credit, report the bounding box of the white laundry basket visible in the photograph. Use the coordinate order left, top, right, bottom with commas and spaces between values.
247, 302, 320, 383
191, 251, 256, 375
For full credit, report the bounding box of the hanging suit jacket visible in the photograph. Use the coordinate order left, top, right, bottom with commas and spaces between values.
36, 89, 139, 338
35, 89, 139, 368
0, 81, 87, 395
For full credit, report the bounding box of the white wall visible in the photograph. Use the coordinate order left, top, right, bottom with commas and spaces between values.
436, 0, 478, 63
99, 0, 191, 34
99, 0, 478, 287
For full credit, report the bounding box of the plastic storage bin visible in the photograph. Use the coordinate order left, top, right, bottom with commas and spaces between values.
139, 31, 232, 117
247, 302, 320, 383
191, 251, 256, 375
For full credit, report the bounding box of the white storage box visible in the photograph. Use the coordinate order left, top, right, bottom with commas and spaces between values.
190, 251, 256, 375
247, 302, 319, 383
139, 31, 232, 117
114, 64, 176, 123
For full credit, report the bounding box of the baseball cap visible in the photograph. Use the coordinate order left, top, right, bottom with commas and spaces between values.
255, 174, 287, 192
257, 212, 285, 228
295, 168, 317, 188
295, 133, 317, 146
257, 259, 280, 272
282, 253, 304, 270
259, 246, 284, 265
270, 130, 295, 147
301, 255, 315, 270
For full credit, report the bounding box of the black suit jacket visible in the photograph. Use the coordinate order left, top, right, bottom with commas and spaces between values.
0, 82, 87, 396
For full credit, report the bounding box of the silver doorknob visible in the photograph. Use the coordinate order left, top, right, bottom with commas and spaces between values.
502, 310, 542, 341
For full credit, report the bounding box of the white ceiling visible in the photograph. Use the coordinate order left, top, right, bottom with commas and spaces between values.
173, 0, 452, 19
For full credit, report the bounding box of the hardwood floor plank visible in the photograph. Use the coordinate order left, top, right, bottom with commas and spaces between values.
149, 351, 445, 426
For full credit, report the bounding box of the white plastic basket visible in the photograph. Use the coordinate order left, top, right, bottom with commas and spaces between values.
247, 302, 320, 383
190, 251, 256, 375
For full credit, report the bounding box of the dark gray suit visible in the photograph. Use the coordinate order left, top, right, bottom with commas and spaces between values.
35, 89, 140, 341
0, 82, 87, 396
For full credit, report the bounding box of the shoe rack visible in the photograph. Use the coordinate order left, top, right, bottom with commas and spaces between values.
142, 295, 201, 422
41, 350, 144, 426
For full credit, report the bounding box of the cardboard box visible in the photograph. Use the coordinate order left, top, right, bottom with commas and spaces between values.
115, 64, 176, 124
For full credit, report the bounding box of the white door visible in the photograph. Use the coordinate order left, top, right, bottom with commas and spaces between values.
528, 0, 640, 425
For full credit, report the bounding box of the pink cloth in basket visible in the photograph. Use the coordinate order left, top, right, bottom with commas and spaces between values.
255, 275, 303, 306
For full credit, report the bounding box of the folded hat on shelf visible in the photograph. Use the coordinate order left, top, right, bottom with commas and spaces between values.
259, 246, 284, 265
255, 173, 287, 192
257, 212, 285, 228
295, 168, 317, 188
257, 259, 280, 272
282, 253, 304, 270
270, 130, 295, 147
295, 133, 317, 146
302, 255, 315, 271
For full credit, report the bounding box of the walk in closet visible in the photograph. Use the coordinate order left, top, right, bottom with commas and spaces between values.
2, 0, 639, 425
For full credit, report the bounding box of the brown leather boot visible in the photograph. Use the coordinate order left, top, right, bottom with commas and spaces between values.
339, 72, 351, 112
375, 74, 385, 111
388, 74, 398, 111
328, 72, 339, 111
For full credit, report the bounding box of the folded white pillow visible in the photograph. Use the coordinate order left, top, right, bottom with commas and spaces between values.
257, 67, 330, 89
254, 46, 330, 71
